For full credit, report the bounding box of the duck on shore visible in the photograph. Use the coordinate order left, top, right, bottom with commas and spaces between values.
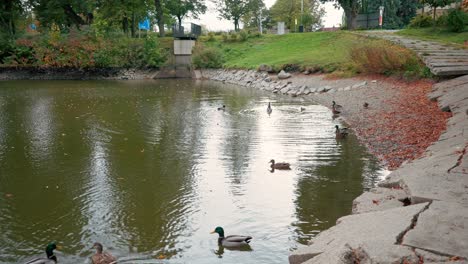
335, 125, 349, 139
332, 101, 342, 115
210, 226, 252, 248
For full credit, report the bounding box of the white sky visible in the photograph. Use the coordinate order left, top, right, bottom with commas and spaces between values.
187, 1, 343, 31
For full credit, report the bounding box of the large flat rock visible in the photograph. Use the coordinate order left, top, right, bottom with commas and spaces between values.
403, 201, 468, 258
289, 203, 429, 264
352, 187, 408, 214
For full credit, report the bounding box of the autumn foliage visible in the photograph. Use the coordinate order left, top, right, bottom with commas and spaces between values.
1, 28, 166, 68
354, 78, 451, 170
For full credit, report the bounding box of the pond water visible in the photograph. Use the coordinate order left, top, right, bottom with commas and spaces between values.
0, 80, 387, 264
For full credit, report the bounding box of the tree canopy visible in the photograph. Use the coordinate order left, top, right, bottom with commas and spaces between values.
270, 0, 324, 31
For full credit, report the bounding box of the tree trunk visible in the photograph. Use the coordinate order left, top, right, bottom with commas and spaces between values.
178, 15, 182, 27
122, 16, 129, 36
62, 4, 85, 27
234, 18, 239, 31
131, 12, 135, 38
154, 0, 165, 37
432, 6, 437, 27
344, 8, 358, 30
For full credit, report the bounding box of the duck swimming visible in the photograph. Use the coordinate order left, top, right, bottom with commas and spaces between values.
335, 125, 349, 139
267, 102, 272, 115
91, 242, 117, 264
269, 159, 291, 170
210, 226, 252, 248
217, 105, 226, 111
25, 243, 60, 264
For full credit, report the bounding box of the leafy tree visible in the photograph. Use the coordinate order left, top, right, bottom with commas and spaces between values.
241, 0, 270, 32
31, 0, 93, 30
270, 0, 324, 31
0, 0, 23, 37
166, 0, 206, 27
154, 0, 165, 36
420, 0, 457, 22
320, 0, 360, 29
397, 0, 421, 26
95, 0, 151, 37
214, 0, 252, 31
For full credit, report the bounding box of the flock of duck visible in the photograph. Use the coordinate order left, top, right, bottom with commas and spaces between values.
27, 100, 360, 263
25, 242, 116, 264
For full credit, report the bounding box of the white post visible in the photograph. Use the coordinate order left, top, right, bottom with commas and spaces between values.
259, 12, 263, 34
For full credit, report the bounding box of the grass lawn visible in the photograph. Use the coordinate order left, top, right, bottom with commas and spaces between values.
202, 32, 363, 71
397, 27, 468, 46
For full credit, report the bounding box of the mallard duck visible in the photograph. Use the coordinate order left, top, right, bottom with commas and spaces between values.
363, 102, 369, 109
332, 101, 343, 110
300, 107, 306, 112
267, 102, 272, 115
210, 226, 252, 248
332, 101, 342, 115
269, 159, 291, 170
335, 125, 349, 139
91, 242, 117, 264
25, 243, 60, 264
217, 105, 226, 111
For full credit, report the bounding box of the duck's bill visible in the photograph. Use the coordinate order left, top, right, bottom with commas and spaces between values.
210, 231, 216, 234
56, 245, 63, 250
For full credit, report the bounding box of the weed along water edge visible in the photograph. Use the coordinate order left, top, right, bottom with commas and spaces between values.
0, 79, 387, 263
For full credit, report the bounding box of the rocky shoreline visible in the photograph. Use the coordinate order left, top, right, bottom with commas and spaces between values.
0, 67, 160, 80
198, 69, 468, 263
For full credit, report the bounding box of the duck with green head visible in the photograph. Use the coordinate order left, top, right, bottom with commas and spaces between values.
210, 227, 252, 248
335, 125, 349, 139
25, 242, 60, 264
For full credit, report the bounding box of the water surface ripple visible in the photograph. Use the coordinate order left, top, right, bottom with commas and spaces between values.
0, 80, 387, 263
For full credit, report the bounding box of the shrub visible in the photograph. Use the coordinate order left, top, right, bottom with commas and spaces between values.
192, 44, 224, 69
221, 33, 229, 42
207, 32, 215, 41
230, 32, 238, 41
447, 9, 466, 33
252, 31, 261, 38
143, 33, 166, 67
239, 30, 249, 41
350, 39, 424, 77
436, 13, 449, 27
409, 14, 433, 28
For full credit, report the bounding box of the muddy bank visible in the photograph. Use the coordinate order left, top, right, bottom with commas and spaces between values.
0, 66, 160, 80
199, 69, 467, 263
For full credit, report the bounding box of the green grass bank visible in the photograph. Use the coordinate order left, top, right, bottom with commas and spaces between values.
195, 31, 428, 78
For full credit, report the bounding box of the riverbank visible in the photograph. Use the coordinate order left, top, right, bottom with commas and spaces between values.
198, 69, 467, 262
0, 67, 160, 80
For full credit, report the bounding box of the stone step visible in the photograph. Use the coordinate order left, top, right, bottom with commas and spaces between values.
423, 56, 468, 62
428, 62, 468, 67
425, 58, 468, 62
430, 65, 468, 76
421, 52, 468, 57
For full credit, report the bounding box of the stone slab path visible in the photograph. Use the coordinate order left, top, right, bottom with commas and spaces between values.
362, 31, 468, 76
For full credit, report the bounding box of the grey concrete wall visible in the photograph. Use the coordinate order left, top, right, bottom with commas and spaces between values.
174, 40, 195, 55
